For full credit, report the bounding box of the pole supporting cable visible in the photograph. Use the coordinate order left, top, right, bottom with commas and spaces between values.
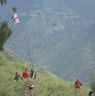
23, 36, 33, 68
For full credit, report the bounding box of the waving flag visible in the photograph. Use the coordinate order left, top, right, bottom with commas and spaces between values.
12, 13, 20, 24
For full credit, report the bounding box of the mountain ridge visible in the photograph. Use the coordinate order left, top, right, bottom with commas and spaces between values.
4, 0, 95, 82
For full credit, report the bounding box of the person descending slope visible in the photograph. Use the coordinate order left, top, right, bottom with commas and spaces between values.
22, 68, 30, 79
74, 79, 82, 89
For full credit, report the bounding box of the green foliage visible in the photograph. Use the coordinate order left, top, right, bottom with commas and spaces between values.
0, 0, 12, 51
0, 21, 12, 51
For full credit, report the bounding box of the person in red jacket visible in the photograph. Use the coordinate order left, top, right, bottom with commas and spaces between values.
22, 68, 30, 79
74, 79, 82, 89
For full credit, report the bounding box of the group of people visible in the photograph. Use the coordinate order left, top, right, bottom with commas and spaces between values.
14, 68, 36, 81
14, 68, 36, 94
15, 71, 95, 96
74, 79, 95, 96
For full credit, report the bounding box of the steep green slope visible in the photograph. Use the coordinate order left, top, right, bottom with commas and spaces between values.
0, 52, 89, 96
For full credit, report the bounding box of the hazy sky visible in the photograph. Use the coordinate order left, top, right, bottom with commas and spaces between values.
0, 0, 95, 23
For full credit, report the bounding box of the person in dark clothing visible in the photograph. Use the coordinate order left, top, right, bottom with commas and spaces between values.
14, 72, 22, 81
30, 70, 34, 79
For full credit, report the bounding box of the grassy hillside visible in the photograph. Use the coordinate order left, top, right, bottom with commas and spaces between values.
0, 51, 90, 96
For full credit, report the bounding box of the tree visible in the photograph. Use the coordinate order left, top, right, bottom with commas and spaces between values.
0, 0, 6, 5
0, 21, 12, 51
0, 0, 12, 51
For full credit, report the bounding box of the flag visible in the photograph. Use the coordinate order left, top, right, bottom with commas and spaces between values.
12, 13, 20, 24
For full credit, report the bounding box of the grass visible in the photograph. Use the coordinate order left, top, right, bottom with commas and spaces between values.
0, 53, 90, 96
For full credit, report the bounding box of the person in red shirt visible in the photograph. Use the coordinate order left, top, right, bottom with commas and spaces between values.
74, 79, 82, 89
22, 68, 30, 79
